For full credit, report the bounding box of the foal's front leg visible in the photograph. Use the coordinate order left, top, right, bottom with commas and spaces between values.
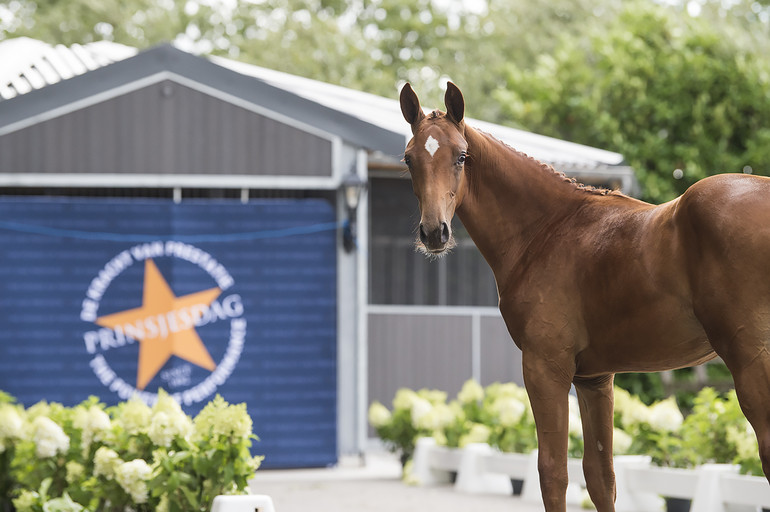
523, 351, 573, 512
575, 374, 616, 512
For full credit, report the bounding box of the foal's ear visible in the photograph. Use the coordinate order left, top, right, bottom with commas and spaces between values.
444, 82, 465, 125
400, 83, 425, 130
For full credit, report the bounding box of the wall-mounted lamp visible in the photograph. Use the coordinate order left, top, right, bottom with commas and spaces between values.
341, 170, 367, 253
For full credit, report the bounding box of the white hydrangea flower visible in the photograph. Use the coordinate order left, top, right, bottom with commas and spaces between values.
615, 388, 651, 428
613, 428, 633, 455
65, 460, 85, 484
148, 391, 192, 448
492, 397, 526, 427
94, 446, 122, 479
32, 416, 69, 458
115, 458, 152, 504
192, 395, 253, 442
410, 397, 433, 429
0, 405, 23, 441
74, 405, 111, 449
116, 396, 152, 435
367, 402, 392, 428
392, 388, 418, 412
458, 423, 491, 447
414, 402, 454, 431
148, 410, 192, 447
153, 389, 184, 415
12, 489, 39, 512
457, 380, 484, 404
648, 397, 683, 432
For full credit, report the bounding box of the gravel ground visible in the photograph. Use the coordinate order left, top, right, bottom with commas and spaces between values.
249, 451, 587, 512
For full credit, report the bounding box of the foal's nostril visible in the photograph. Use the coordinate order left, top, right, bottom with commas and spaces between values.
419, 224, 429, 244
441, 222, 450, 244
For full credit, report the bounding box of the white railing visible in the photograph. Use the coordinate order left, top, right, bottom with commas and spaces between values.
211, 495, 276, 512
411, 437, 770, 512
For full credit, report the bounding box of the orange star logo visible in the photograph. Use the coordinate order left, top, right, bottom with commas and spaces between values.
95, 259, 221, 390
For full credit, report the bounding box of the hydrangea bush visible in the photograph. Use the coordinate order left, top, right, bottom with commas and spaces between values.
369, 380, 763, 476
0, 390, 263, 512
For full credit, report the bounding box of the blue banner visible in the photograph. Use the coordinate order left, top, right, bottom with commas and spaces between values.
0, 197, 338, 468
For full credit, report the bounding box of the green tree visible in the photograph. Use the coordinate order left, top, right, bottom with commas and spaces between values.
494, 1, 770, 203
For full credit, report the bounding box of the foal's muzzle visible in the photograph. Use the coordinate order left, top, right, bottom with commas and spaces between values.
419, 221, 451, 252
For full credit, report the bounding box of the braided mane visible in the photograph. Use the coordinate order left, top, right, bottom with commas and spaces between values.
479, 128, 622, 197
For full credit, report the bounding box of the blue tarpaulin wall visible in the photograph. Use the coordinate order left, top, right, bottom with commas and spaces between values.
0, 197, 338, 468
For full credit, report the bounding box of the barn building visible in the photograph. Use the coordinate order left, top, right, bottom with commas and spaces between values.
0, 38, 638, 466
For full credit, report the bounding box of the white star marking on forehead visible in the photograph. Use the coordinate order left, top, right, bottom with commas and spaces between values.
424, 135, 440, 157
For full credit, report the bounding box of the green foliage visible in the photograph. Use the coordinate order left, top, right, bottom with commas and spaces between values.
676, 387, 760, 472
0, 390, 262, 512
371, 382, 765, 478
494, 0, 770, 203
614, 372, 665, 405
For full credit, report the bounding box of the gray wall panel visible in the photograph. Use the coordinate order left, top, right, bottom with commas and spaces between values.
0, 80, 333, 177
367, 309, 525, 438
368, 313, 473, 411
479, 315, 524, 387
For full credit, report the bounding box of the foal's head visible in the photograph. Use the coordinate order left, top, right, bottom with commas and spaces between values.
400, 82, 468, 257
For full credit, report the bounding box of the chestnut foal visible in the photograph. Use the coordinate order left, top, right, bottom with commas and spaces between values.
399, 82, 770, 511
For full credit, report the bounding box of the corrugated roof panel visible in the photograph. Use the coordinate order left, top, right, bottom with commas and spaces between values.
55, 43, 89, 76
33, 57, 61, 85
41, 46, 76, 81
69, 43, 100, 71
0, 37, 137, 101
23, 65, 48, 89
9, 74, 32, 96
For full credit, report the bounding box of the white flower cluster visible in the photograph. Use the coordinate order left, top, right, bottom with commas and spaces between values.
74, 405, 111, 450
114, 396, 152, 435
148, 391, 192, 447
490, 397, 526, 427
192, 395, 255, 443
396, 389, 454, 432
148, 410, 192, 447
615, 388, 684, 433
457, 380, 484, 404
614, 387, 651, 429
115, 458, 152, 504
613, 428, 633, 455
94, 446, 122, 479
486, 381, 532, 427
367, 402, 392, 428
413, 401, 454, 431
458, 423, 491, 447
647, 397, 684, 433
0, 405, 23, 453
391, 388, 414, 411
32, 416, 70, 458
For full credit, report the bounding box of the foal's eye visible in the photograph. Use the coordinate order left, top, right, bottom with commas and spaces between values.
457, 152, 467, 165
404, 155, 412, 168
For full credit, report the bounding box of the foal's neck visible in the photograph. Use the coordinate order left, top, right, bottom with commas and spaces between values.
456, 126, 587, 287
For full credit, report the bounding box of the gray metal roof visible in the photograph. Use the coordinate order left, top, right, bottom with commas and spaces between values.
0, 38, 639, 194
